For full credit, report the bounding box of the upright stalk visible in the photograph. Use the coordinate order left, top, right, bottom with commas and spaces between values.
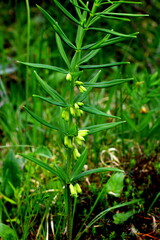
25, 0, 30, 143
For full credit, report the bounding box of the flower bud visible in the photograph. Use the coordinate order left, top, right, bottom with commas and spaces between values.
62, 110, 69, 121
77, 102, 84, 106
73, 148, 81, 159
64, 136, 72, 148
74, 103, 79, 109
76, 135, 85, 141
69, 184, 77, 198
79, 85, 87, 93
66, 73, 72, 81
76, 80, 83, 85
70, 107, 76, 116
78, 129, 89, 137
75, 183, 82, 194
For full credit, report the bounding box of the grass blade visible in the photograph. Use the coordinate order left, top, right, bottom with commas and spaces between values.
87, 199, 141, 228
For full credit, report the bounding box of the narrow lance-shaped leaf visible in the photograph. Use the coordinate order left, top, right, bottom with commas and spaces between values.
89, 27, 138, 38
24, 107, 65, 133
72, 167, 123, 182
34, 71, 66, 103
20, 153, 68, 183
53, 0, 80, 25
78, 49, 100, 65
86, 121, 125, 135
70, 0, 82, 19
17, 61, 68, 74
95, 15, 130, 22
79, 62, 130, 69
96, 12, 149, 17
81, 104, 120, 119
84, 78, 133, 88
100, 1, 142, 4
87, 2, 122, 27
33, 95, 69, 107
71, 148, 88, 181
81, 36, 134, 50
55, 34, 70, 68
37, 5, 76, 49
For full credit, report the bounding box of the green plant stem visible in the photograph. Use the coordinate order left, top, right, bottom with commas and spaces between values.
66, 184, 73, 240
25, 0, 31, 143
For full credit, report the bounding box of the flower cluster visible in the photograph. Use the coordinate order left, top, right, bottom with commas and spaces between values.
69, 183, 82, 198
76, 80, 87, 93
62, 102, 84, 121
64, 129, 89, 159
